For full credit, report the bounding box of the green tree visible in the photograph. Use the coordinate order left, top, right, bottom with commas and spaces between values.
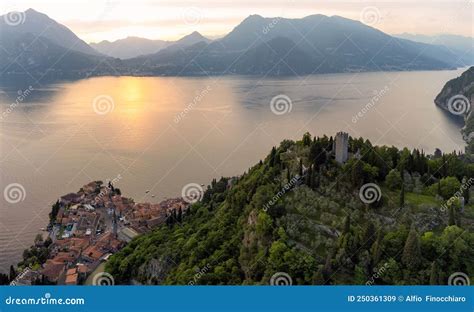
429, 261, 439, 285
402, 227, 422, 270
386, 169, 402, 190
448, 206, 456, 226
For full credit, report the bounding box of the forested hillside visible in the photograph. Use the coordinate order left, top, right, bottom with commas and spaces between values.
107, 133, 474, 285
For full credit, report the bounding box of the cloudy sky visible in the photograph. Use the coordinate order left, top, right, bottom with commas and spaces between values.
2, 0, 472, 43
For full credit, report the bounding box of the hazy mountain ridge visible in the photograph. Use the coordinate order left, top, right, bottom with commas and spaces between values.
130, 14, 459, 75
90, 31, 211, 59
0, 9, 466, 79
395, 33, 474, 65
0, 9, 98, 56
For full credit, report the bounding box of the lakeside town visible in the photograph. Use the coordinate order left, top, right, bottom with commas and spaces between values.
8, 180, 189, 285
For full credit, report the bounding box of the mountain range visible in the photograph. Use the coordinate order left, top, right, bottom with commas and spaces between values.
396, 33, 474, 64
0, 9, 472, 80
90, 31, 211, 59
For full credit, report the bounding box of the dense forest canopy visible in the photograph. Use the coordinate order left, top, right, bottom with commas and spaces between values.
106, 133, 474, 285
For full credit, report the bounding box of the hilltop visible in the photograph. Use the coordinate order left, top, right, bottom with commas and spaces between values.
106, 133, 474, 285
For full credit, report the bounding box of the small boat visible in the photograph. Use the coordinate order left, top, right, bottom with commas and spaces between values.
151, 195, 155, 198
145, 190, 150, 193
200, 184, 205, 187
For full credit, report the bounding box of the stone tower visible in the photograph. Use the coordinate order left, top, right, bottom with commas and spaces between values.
335, 132, 349, 164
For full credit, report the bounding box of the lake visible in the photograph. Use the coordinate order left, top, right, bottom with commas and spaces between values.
0, 69, 466, 273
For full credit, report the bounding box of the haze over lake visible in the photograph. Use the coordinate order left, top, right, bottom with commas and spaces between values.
0, 68, 466, 272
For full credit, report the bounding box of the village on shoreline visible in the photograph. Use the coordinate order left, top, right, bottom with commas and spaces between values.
9, 180, 190, 285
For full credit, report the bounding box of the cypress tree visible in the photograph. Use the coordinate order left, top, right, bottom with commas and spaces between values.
343, 215, 351, 234
9, 265, 16, 282
402, 227, 421, 270
429, 261, 439, 285
400, 183, 405, 208
448, 206, 456, 226
298, 158, 303, 177
371, 230, 383, 266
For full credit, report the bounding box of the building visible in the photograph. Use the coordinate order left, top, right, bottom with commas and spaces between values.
335, 132, 349, 164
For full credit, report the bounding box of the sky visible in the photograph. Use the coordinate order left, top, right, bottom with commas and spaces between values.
1, 0, 473, 43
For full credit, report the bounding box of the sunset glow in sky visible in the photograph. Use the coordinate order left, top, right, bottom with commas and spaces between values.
2, 0, 472, 43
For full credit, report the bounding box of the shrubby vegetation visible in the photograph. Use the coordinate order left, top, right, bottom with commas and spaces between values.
106, 133, 474, 285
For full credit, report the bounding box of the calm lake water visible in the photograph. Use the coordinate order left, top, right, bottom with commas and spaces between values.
0, 69, 466, 272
